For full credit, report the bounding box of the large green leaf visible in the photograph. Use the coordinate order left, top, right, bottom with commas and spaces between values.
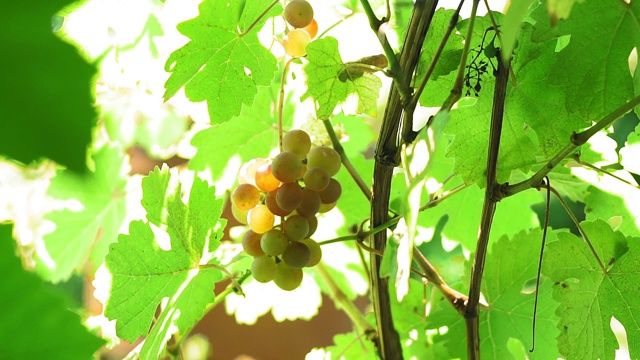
542, 220, 640, 360
164, 0, 280, 124
427, 229, 560, 360
0, 0, 97, 172
104, 167, 224, 358
302, 37, 383, 119
36, 146, 128, 282
0, 224, 104, 359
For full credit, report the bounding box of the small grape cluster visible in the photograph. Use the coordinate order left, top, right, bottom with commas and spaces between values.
231, 129, 342, 291
282, 0, 318, 57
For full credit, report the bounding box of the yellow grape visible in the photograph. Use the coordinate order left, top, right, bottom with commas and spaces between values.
282, 29, 311, 58
248, 204, 275, 234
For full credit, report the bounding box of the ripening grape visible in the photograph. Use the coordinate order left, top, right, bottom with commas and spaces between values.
302, 18, 318, 39
282, 215, 309, 241
265, 190, 292, 217
318, 178, 342, 204
260, 229, 289, 256
283, 130, 311, 158
255, 164, 281, 192
282, 241, 311, 268
306, 146, 341, 176
282, 29, 311, 58
274, 261, 303, 291
239, 158, 268, 185
276, 182, 304, 211
231, 203, 248, 224
300, 239, 322, 267
284, 0, 314, 28
271, 151, 303, 183
296, 188, 321, 217
252, 256, 277, 283
305, 215, 318, 238
248, 204, 275, 234
242, 230, 265, 257
303, 167, 330, 192
232, 183, 261, 211
318, 201, 337, 213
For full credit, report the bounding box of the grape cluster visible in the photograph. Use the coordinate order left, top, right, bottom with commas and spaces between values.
282, 0, 318, 57
232, 129, 342, 291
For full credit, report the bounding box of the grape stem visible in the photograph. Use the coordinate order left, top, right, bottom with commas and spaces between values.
239, 0, 280, 37
315, 262, 377, 346
278, 58, 295, 152
166, 272, 250, 356
321, 119, 372, 200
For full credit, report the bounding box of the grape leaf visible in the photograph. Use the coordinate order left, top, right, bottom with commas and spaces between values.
104, 166, 224, 359
163, 0, 280, 124
189, 81, 293, 180
427, 229, 560, 360
320, 331, 378, 360
0, 223, 104, 359
0, 0, 97, 172
36, 146, 128, 282
585, 185, 640, 237
302, 37, 383, 119
620, 123, 640, 175
542, 219, 640, 360
546, 0, 585, 23
546, 0, 640, 123
415, 9, 464, 83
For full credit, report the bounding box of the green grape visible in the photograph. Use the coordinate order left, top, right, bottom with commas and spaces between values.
305, 215, 318, 238
306, 146, 341, 176
282, 215, 309, 241
271, 151, 303, 183
303, 167, 330, 192
300, 239, 322, 267
318, 178, 342, 204
231, 203, 248, 224
276, 182, 303, 211
255, 164, 281, 192
296, 188, 321, 217
282, 241, 311, 268
284, 0, 314, 28
260, 229, 289, 256
248, 204, 274, 234
274, 261, 303, 291
318, 201, 336, 213
265, 190, 291, 216
242, 230, 265, 257
283, 129, 311, 158
251, 256, 277, 283
232, 183, 261, 211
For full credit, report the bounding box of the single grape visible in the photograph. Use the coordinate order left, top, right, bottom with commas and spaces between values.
296, 188, 321, 217
248, 204, 275, 234
252, 256, 277, 283
318, 201, 337, 213
282, 29, 311, 57
274, 261, 303, 291
242, 230, 265, 257
302, 18, 318, 39
303, 167, 330, 192
284, 0, 314, 28
271, 151, 303, 183
282, 241, 311, 268
255, 164, 281, 192
305, 215, 318, 238
318, 178, 342, 204
282, 215, 310, 241
265, 190, 292, 216
306, 146, 341, 176
260, 229, 289, 256
238, 158, 268, 185
231, 183, 261, 211
300, 239, 322, 267
283, 129, 311, 158
276, 182, 303, 211
231, 203, 248, 224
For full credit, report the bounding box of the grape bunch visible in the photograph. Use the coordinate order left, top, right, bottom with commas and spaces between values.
282, 0, 318, 57
231, 129, 343, 291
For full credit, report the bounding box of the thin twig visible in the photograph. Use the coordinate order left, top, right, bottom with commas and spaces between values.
278, 58, 294, 152
239, 0, 279, 37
